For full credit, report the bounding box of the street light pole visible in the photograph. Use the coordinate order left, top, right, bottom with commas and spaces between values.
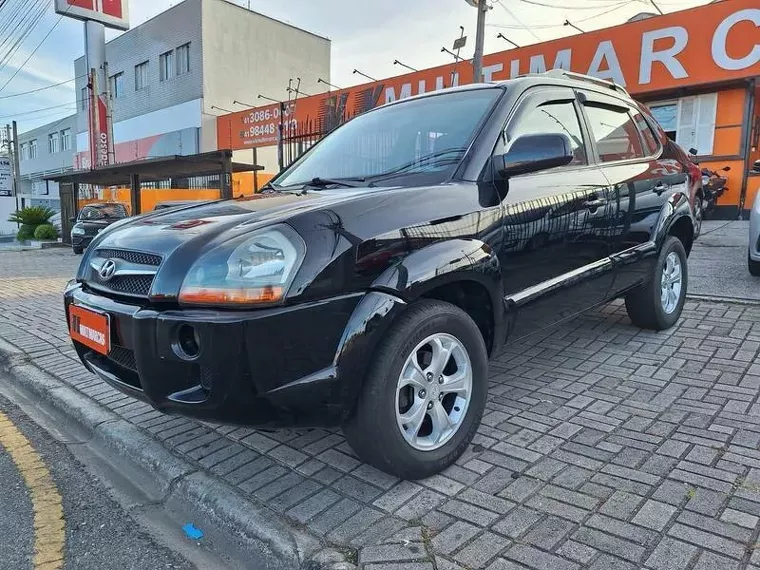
469, 0, 489, 83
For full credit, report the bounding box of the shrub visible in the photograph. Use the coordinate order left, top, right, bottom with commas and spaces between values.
8, 206, 55, 226
33, 224, 58, 240
16, 224, 35, 241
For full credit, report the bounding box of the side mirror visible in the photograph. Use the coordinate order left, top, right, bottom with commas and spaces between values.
689, 148, 698, 155
498, 133, 574, 178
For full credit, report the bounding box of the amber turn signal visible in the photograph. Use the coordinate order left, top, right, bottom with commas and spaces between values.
178, 286, 284, 305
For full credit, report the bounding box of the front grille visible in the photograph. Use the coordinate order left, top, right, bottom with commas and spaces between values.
92, 274, 154, 296
96, 248, 161, 266
109, 345, 137, 372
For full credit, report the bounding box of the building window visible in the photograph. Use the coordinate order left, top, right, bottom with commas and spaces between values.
80, 86, 89, 110
176, 43, 190, 75
109, 72, 124, 99
29, 139, 37, 159
61, 129, 71, 152
159, 50, 174, 81
20, 143, 28, 161
649, 93, 718, 155
135, 61, 149, 90
48, 133, 59, 154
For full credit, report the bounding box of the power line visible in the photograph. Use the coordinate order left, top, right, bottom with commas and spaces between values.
495, 1, 542, 41
0, 75, 84, 99
0, 0, 50, 73
518, 0, 630, 10
0, 0, 69, 95
0, 99, 82, 119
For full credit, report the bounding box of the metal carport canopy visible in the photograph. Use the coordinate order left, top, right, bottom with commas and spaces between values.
45, 150, 262, 187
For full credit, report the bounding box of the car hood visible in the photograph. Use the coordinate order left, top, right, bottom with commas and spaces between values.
78, 189, 382, 285
92, 190, 370, 254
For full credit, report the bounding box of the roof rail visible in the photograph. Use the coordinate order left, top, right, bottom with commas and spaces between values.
523, 69, 630, 96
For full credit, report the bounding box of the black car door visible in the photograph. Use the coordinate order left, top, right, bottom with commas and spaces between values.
494, 87, 619, 340
578, 91, 689, 294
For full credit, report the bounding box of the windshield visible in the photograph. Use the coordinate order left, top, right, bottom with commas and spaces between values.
80, 205, 127, 220
274, 88, 503, 188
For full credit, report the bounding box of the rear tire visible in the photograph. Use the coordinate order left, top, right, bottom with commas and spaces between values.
73, 247, 83, 255
343, 299, 488, 480
749, 250, 760, 277
693, 196, 703, 239
625, 236, 688, 331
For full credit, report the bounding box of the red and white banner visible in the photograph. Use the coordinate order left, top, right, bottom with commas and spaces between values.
86, 76, 111, 169
55, 0, 129, 31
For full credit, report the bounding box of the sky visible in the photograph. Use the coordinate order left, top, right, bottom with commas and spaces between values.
0, 0, 711, 134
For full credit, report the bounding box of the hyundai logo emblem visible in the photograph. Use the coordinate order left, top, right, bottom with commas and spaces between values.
98, 259, 117, 281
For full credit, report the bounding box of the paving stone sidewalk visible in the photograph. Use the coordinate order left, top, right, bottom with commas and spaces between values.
3, 248, 760, 570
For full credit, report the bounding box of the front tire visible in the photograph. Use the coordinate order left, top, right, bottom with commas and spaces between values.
625, 236, 688, 331
749, 250, 760, 276
343, 299, 488, 480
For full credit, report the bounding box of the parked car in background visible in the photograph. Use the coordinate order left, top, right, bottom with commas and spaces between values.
64, 71, 695, 479
750, 189, 760, 276
153, 200, 210, 211
70, 203, 129, 254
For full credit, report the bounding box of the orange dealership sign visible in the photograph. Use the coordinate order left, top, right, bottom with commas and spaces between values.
218, 0, 760, 150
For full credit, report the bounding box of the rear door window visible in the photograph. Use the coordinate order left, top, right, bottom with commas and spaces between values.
632, 111, 660, 155
584, 104, 645, 163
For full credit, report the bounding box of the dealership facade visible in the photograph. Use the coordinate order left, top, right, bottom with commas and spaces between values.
219, 0, 760, 218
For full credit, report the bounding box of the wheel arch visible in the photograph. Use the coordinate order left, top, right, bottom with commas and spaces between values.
654, 191, 694, 256
371, 238, 506, 356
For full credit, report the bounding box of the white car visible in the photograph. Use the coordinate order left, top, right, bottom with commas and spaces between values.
750, 188, 760, 276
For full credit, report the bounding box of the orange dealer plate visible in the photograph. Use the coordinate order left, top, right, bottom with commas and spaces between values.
69, 304, 111, 356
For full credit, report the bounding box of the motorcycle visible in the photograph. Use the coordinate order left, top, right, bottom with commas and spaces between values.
688, 147, 730, 218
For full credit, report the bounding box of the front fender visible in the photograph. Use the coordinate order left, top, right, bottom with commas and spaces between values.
371, 238, 506, 353
371, 238, 502, 300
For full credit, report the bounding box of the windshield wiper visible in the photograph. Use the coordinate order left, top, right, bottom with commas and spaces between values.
304, 177, 366, 188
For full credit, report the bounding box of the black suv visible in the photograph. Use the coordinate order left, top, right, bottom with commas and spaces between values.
65, 71, 696, 479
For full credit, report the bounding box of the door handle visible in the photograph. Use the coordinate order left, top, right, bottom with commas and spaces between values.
583, 198, 606, 210
652, 182, 669, 194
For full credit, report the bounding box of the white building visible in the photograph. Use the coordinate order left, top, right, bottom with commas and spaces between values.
72, 0, 331, 174
16, 114, 77, 211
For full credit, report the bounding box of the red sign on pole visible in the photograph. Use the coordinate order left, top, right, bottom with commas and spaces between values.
55, 0, 129, 31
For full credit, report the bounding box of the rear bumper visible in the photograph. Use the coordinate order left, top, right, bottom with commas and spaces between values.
64, 283, 405, 427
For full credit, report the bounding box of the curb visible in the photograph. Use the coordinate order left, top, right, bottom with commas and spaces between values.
0, 341, 355, 570
686, 293, 760, 306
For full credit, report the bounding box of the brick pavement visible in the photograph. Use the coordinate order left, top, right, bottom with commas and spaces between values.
2, 248, 760, 570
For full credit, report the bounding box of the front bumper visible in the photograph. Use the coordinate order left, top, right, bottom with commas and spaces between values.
71, 235, 93, 249
64, 283, 403, 427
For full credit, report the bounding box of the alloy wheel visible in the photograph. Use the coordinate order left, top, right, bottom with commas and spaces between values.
395, 333, 472, 451
660, 251, 683, 314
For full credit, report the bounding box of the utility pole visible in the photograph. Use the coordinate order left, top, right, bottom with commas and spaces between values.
11, 121, 21, 212
469, 0, 489, 83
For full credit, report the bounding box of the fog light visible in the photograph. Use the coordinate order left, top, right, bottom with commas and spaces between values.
175, 324, 201, 359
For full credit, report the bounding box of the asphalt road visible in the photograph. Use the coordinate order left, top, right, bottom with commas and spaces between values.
0, 394, 195, 570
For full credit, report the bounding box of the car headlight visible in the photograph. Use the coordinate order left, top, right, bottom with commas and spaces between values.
178, 224, 306, 306
71, 226, 85, 236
